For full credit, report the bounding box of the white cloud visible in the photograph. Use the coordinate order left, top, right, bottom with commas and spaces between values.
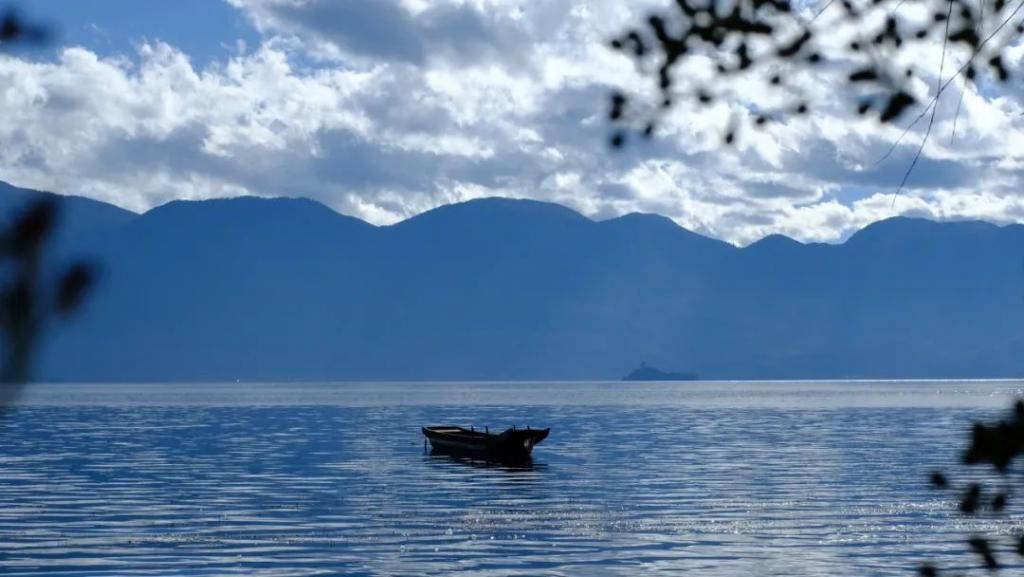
0, 0, 1019, 245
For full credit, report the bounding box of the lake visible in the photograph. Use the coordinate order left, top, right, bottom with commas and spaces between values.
1, 381, 1021, 576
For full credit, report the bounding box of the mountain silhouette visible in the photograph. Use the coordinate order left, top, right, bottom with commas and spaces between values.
7, 180, 1021, 381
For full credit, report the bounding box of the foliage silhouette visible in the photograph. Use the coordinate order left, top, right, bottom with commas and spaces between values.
0, 7, 86, 411
0, 198, 95, 407
0, 7, 48, 48
925, 400, 1024, 574
607, 0, 1023, 147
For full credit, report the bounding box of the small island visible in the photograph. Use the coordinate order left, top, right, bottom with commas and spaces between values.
622, 362, 698, 381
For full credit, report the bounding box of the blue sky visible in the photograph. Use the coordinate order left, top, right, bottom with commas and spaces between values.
0, 0, 1021, 245
24, 1, 257, 64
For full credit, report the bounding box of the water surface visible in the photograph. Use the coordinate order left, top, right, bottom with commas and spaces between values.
1, 381, 1021, 576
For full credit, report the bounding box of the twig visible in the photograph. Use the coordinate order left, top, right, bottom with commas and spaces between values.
876, 0, 1024, 169
951, 0, 985, 141
891, 0, 954, 206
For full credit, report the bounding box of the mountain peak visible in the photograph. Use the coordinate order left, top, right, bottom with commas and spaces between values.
601, 212, 679, 228
393, 196, 591, 231
745, 233, 803, 251
847, 216, 1000, 246
597, 211, 736, 254
142, 195, 373, 230
149, 195, 334, 215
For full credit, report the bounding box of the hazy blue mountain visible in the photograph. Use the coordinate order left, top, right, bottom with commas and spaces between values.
10, 181, 1024, 381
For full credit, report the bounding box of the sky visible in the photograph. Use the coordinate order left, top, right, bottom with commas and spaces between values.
0, 0, 1022, 245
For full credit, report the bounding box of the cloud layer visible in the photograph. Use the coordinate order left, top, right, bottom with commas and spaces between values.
0, 0, 1021, 245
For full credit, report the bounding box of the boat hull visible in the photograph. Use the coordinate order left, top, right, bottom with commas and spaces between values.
423, 426, 549, 462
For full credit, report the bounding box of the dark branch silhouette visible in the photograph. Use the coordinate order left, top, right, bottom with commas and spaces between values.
0, 199, 95, 409
607, 0, 1024, 148
924, 400, 1024, 574
0, 8, 83, 412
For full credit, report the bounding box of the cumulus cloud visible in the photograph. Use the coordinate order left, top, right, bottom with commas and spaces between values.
229, 0, 530, 66
0, 0, 1019, 245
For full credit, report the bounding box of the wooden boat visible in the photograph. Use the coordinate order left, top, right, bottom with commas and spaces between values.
422, 425, 549, 462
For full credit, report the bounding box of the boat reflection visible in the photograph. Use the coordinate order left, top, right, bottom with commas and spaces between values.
424, 448, 546, 472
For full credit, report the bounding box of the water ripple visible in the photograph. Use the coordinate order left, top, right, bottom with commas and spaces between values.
0, 381, 1020, 576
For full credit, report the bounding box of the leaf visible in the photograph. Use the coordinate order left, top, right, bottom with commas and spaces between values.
879, 91, 915, 123
989, 56, 1009, 81
777, 31, 812, 58
57, 263, 94, 315
12, 199, 57, 256
991, 492, 1007, 511
949, 28, 980, 48
849, 68, 879, 82
609, 92, 627, 120
0, 12, 24, 42
968, 536, 998, 569
627, 31, 647, 57
647, 14, 667, 40
960, 483, 981, 514
659, 67, 672, 89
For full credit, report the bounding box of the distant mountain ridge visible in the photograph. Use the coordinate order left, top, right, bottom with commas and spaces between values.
2, 181, 1021, 381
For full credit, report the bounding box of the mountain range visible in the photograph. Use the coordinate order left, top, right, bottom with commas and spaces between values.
4, 180, 1022, 381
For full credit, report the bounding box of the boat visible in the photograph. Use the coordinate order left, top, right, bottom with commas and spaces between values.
422, 425, 549, 462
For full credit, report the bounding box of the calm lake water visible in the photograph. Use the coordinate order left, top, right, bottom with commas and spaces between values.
2, 381, 1022, 576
